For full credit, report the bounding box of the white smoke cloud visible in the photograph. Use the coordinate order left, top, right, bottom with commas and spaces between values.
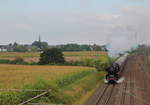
106, 27, 139, 57
106, 5, 150, 56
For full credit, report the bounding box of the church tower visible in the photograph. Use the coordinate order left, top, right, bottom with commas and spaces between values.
39, 35, 41, 43
38, 34, 42, 49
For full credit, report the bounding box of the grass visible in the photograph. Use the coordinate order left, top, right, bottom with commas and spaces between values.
148, 56, 150, 61
0, 64, 95, 89
57, 72, 104, 105
72, 83, 99, 105
73, 88, 96, 105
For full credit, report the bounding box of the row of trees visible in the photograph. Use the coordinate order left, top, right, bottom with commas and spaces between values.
54, 44, 107, 51
5, 42, 107, 52
131, 44, 150, 56
7, 41, 49, 52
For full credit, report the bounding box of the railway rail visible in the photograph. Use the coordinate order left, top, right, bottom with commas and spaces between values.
85, 55, 150, 105
95, 85, 115, 105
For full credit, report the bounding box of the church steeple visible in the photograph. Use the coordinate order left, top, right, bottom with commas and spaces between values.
38, 34, 42, 49
39, 35, 41, 43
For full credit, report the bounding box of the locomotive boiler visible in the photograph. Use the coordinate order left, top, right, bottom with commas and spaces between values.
104, 53, 129, 84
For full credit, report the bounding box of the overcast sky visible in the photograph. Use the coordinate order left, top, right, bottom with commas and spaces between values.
0, 0, 150, 45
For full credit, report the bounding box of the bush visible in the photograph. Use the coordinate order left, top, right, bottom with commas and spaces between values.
82, 59, 94, 67
64, 57, 110, 72
13, 45, 28, 52
94, 59, 109, 72
0, 79, 59, 105
0, 58, 28, 65
39, 48, 65, 65
64, 61, 84, 66
0, 59, 11, 64
18, 79, 57, 102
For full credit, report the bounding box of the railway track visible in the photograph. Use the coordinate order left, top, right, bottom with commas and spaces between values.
85, 55, 150, 105
84, 84, 116, 105
95, 84, 115, 105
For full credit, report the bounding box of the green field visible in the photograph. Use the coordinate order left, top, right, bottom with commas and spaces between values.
0, 51, 107, 105
0, 64, 95, 89
0, 51, 106, 57
0, 64, 104, 105
0, 51, 107, 62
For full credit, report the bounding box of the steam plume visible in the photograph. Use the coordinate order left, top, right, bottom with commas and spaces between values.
106, 27, 139, 57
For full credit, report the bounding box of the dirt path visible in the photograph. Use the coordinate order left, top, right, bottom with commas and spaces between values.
85, 55, 150, 105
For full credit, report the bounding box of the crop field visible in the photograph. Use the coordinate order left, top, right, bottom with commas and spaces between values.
0, 51, 107, 62
0, 52, 106, 105
0, 64, 101, 105
0, 64, 95, 89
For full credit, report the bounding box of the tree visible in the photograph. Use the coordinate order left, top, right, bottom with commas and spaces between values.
92, 44, 102, 51
80, 45, 91, 51
32, 41, 49, 50
60, 44, 81, 51
30, 46, 39, 52
13, 45, 28, 52
41, 42, 49, 50
39, 48, 65, 65
13, 42, 18, 47
32, 41, 42, 49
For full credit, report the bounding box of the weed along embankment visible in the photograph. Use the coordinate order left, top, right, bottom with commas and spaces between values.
0, 64, 105, 105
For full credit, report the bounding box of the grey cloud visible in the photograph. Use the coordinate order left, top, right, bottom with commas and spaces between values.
0, 4, 150, 47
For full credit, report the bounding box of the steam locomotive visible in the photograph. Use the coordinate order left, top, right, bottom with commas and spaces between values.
104, 53, 128, 84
